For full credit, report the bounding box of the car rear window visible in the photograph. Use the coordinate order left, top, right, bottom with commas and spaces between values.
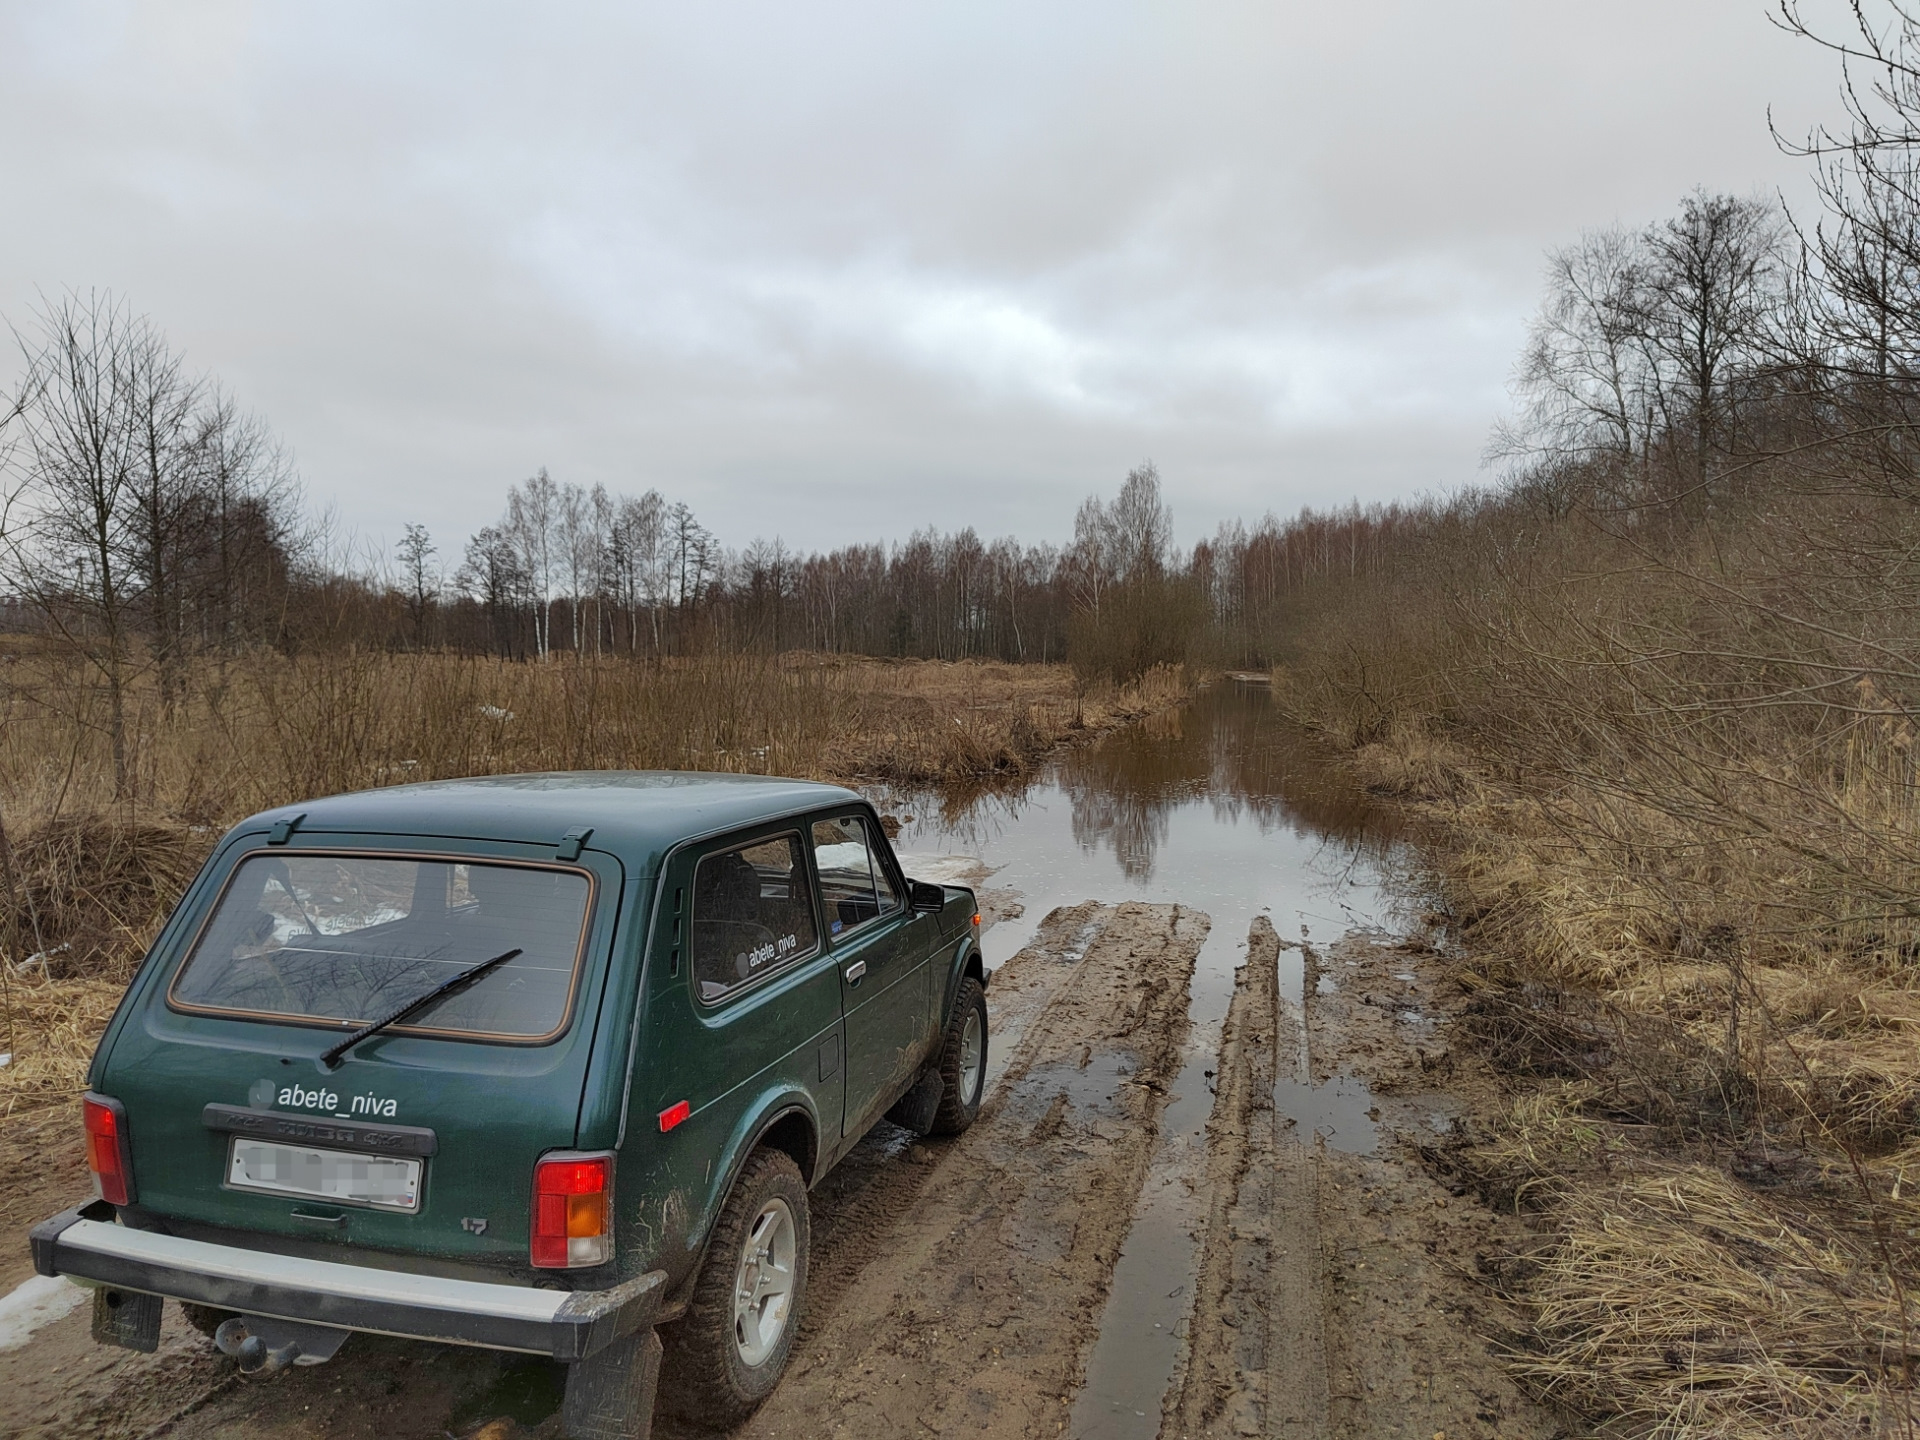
169, 853, 593, 1042
691, 834, 819, 1002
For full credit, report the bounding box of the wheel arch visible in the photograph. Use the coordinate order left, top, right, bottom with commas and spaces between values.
942, 931, 986, 1023
674, 1095, 820, 1307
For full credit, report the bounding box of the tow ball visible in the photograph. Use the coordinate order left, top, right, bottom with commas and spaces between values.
213, 1314, 351, 1373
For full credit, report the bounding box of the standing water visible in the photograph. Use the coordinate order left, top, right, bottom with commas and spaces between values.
869, 679, 1410, 1439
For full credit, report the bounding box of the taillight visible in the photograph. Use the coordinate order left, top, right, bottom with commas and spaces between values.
531, 1153, 611, 1269
83, 1093, 133, 1206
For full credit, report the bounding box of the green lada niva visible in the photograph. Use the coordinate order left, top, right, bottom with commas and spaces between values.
30, 772, 988, 1438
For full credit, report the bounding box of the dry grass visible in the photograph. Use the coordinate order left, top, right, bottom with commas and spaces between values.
1354, 723, 1920, 1436
1516, 1166, 1919, 1439
0, 976, 124, 1118
0, 649, 1190, 1117
0, 650, 1186, 823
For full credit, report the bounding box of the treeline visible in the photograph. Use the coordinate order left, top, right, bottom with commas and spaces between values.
0, 289, 1369, 712
360, 465, 1365, 674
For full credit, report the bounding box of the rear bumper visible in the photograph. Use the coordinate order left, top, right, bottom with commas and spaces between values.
31, 1201, 664, 1363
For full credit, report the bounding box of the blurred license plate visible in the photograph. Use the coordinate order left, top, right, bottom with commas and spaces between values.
227, 1138, 421, 1213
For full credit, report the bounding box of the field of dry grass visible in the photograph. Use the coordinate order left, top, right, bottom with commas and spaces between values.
0, 649, 1189, 1117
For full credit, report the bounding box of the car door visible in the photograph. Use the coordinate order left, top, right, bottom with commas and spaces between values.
811, 813, 927, 1139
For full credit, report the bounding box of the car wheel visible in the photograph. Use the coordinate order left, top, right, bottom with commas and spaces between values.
930, 975, 988, 1135
660, 1147, 810, 1429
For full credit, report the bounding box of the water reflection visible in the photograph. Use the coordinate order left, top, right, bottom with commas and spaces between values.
1052, 683, 1399, 881
893, 680, 1400, 902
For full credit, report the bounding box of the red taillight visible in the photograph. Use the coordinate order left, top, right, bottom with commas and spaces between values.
83, 1094, 132, 1206
531, 1153, 611, 1269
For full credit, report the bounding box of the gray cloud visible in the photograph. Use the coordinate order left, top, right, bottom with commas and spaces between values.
0, 0, 1839, 556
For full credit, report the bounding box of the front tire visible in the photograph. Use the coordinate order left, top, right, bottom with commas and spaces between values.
930, 975, 988, 1135
660, 1148, 810, 1429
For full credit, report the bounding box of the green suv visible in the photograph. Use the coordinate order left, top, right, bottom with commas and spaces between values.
30, 773, 988, 1439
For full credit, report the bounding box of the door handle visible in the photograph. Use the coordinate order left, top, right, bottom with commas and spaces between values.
844, 960, 867, 985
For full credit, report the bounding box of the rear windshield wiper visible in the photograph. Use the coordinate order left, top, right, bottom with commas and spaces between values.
320, 948, 522, 1070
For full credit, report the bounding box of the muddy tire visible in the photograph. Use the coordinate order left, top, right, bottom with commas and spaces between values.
929, 976, 988, 1135
659, 1148, 810, 1430
177, 1301, 232, 1340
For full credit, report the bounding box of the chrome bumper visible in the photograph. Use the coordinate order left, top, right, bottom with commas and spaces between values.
31, 1201, 664, 1362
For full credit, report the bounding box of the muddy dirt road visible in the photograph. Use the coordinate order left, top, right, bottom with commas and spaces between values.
0, 898, 1562, 1440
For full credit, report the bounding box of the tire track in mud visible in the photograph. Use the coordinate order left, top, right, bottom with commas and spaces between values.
1169, 924, 1562, 1440
1168, 916, 1328, 1439
728, 900, 1208, 1440
777, 901, 1116, 1354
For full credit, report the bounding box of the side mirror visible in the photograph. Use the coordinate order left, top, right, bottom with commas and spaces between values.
909, 881, 945, 915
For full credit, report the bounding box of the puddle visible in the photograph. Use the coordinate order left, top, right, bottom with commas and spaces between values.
1272, 1073, 1380, 1154
1007, 1052, 1139, 1121
871, 681, 1411, 1440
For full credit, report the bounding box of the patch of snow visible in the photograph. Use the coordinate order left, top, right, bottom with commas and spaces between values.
895, 853, 992, 887
0, 1275, 87, 1352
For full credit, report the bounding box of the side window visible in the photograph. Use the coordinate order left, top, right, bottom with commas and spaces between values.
691, 834, 819, 1003
811, 816, 901, 940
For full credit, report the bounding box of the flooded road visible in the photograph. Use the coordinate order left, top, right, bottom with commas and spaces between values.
876, 680, 1411, 1439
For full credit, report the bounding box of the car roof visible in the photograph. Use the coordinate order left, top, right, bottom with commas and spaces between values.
236, 771, 864, 874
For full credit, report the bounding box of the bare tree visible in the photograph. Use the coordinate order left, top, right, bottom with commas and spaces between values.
397, 522, 437, 649
506, 468, 558, 658
1108, 462, 1172, 580
122, 324, 205, 712
1498, 225, 1654, 471
2, 292, 148, 797
1638, 189, 1793, 506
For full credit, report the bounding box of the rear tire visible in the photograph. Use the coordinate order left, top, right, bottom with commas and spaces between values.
930, 976, 988, 1135
659, 1148, 809, 1430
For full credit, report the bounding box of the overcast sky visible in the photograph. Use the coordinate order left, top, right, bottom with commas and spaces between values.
0, 1, 1846, 559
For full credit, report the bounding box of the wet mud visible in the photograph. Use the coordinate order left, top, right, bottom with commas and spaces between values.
1166, 925, 1560, 1440
726, 900, 1207, 1440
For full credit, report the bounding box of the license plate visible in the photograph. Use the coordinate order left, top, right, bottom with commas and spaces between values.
227, 1137, 422, 1213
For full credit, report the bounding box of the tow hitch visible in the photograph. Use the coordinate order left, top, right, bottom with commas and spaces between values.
212, 1313, 352, 1372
